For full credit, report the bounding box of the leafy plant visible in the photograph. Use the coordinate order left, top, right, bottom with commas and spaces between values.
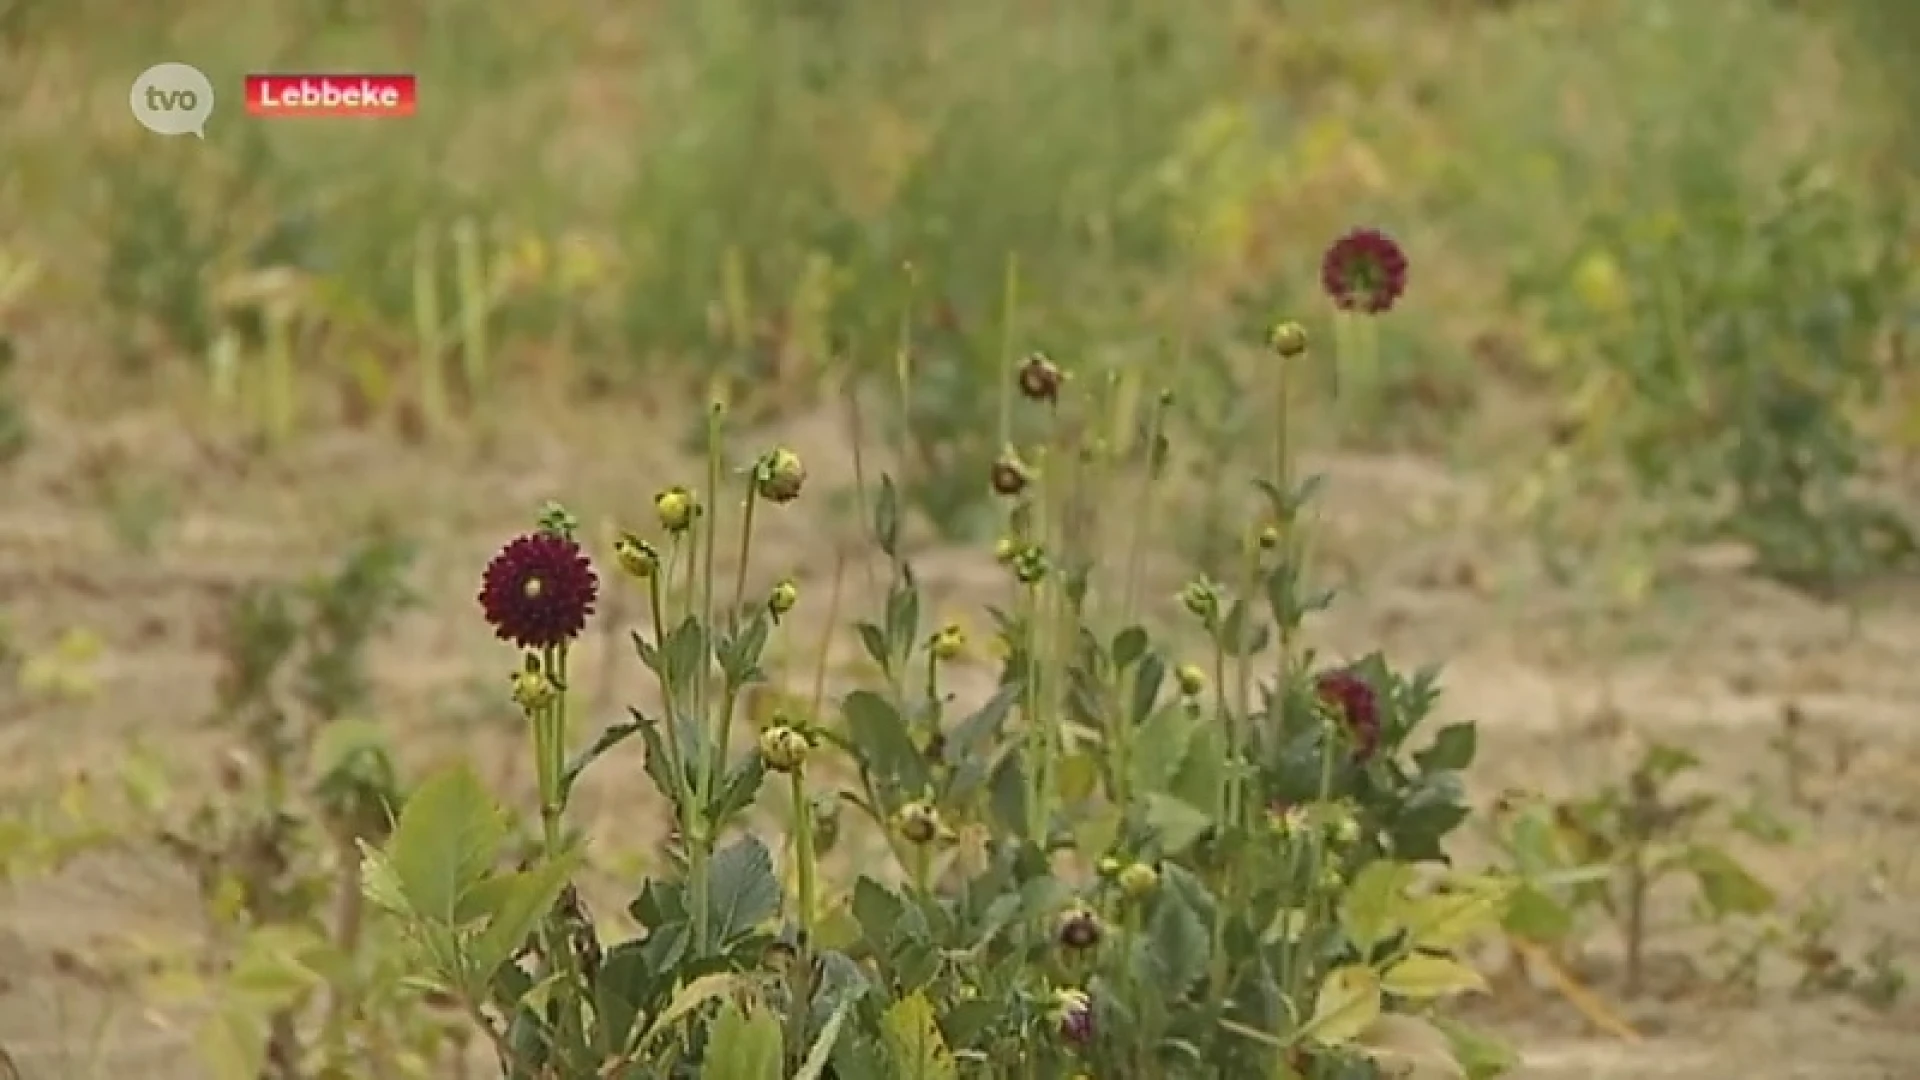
1515, 164, 1918, 592
1490, 743, 1781, 999
361, 246, 1518, 1079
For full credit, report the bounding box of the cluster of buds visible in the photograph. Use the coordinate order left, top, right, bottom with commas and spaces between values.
1179, 578, 1222, 626
1008, 543, 1050, 586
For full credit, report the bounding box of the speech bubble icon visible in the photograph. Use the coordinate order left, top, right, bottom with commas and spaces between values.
130, 62, 215, 138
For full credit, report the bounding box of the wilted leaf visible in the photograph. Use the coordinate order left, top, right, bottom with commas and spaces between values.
1356, 1013, 1468, 1080
634, 972, 742, 1055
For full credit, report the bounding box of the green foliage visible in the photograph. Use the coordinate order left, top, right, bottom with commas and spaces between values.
358, 302, 1520, 1078
1488, 742, 1785, 997
1514, 162, 1918, 591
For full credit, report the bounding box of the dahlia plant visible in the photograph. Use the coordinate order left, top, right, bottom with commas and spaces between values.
357, 228, 1518, 1079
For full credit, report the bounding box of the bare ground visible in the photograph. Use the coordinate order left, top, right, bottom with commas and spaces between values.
2, 396, 1918, 1079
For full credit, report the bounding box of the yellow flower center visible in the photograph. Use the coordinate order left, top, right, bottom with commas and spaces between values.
522, 576, 545, 599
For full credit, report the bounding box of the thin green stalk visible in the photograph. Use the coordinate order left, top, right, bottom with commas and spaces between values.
452, 218, 489, 398
729, 478, 761, 631
262, 306, 295, 446
690, 400, 726, 958
647, 569, 692, 808
997, 255, 1020, 453
413, 225, 446, 436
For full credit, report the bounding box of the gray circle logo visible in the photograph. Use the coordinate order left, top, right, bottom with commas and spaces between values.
130, 63, 215, 137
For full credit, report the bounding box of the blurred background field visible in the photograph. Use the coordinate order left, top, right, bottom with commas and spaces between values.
3, 0, 1920, 1076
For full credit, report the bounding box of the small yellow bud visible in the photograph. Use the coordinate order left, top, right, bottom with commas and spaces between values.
993, 535, 1022, 565
928, 623, 966, 662
1180, 579, 1220, 622
768, 579, 799, 619
654, 486, 701, 533
1257, 524, 1281, 550
1176, 664, 1207, 698
510, 659, 557, 713
1268, 320, 1309, 358
757, 724, 812, 772
893, 800, 943, 846
1117, 861, 1160, 899
754, 448, 806, 504
1096, 856, 1123, 879
613, 532, 659, 580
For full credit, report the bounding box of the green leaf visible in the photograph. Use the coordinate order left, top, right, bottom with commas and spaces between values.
1145, 887, 1212, 992
705, 999, 784, 1080
1340, 861, 1417, 954
1304, 964, 1382, 1046
1413, 723, 1478, 773
196, 1001, 269, 1080
386, 763, 502, 924
357, 841, 410, 916
1403, 876, 1514, 951
880, 991, 957, 1080
468, 851, 583, 987
850, 875, 908, 948
1143, 793, 1212, 855
1683, 844, 1776, 916
706, 835, 782, 945
1432, 1016, 1521, 1080
1170, 720, 1229, 809
842, 689, 928, 792
1380, 953, 1489, 999
1498, 883, 1574, 943
793, 999, 853, 1080
1129, 704, 1197, 794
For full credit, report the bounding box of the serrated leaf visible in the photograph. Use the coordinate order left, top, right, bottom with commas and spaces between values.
707, 835, 782, 945
842, 689, 927, 791
1405, 878, 1514, 952
1355, 1014, 1468, 1080
469, 851, 583, 987
1381, 953, 1488, 999
1131, 703, 1198, 794
1143, 793, 1212, 854
880, 991, 956, 1080
1683, 844, 1776, 916
705, 999, 784, 1080
1146, 887, 1212, 991
386, 763, 501, 924
1305, 964, 1382, 1046
1413, 723, 1477, 773
1341, 862, 1417, 954
196, 1002, 270, 1080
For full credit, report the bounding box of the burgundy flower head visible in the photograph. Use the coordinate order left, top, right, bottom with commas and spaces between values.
1055, 993, 1094, 1046
1320, 227, 1408, 315
1315, 667, 1381, 760
478, 531, 599, 649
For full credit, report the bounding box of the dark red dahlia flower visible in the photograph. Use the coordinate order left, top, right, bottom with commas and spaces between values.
478, 531, 599, 649
1320, 227, 1408, 315
1315, 667, 1381, 759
